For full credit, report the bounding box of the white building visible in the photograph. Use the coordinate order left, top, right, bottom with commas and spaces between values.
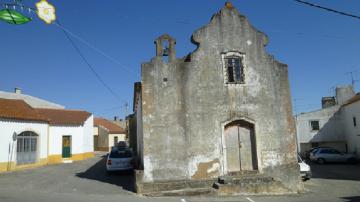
37, 108, 94, 163
94, 117, 126, 151
0, 88, 65, 109
295, 86, 360, 158
0, 97, 94, 173
342, 94, 360, 158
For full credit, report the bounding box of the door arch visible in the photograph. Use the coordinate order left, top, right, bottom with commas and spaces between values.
16, 131, 39, 165
224, 120, 258, 173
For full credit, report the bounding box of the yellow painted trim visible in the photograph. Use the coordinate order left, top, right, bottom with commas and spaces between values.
14, 158, 48, 170
0, 162, 15, 173
48, 155, 62, 164
48, 152, 94, 164
0, 158, 48, 173
70, 152, 94, 161
0, 152, 95, 173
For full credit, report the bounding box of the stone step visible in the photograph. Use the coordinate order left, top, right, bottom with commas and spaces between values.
214, 178, 290, 195
136, 178, 216, 194
218, 174, 273, 184
144, 187, 217, 197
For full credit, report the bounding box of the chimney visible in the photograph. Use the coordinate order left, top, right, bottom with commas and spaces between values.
321, 97, 336, 109
114, 116, 119, 121
336, 85, 355, 105
14, 88, 22, 94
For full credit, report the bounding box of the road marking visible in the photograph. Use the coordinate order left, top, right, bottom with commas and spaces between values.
246, 197, 255, 202
180, 199, 186, 202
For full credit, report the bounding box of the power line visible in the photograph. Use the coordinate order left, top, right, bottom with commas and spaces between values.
56, 20, 123, 102
294, 0, 360, 20
53, 22, 137, 76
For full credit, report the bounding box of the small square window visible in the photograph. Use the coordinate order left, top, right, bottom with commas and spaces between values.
310, 120, 320, 131
225, 56, 244, 83
222, 52, 245, 85
353, 117, 357, 127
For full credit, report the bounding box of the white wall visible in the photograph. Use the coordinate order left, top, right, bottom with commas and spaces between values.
109, 133, 126, 148
82, 115, 94, 153
295, 105, 344, 152
0, 118, 48, 163
93, 126, 98, 136
49, 115, 93, 156
49, 125, 83, 155
342, 101, 360, 157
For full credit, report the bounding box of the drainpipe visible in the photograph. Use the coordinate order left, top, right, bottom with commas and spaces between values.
47, 123, 50, 163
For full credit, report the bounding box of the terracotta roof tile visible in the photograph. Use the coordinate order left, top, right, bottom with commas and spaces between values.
0, 98, 48, 122
37, 108, 91, 126
94, 118, 125, 134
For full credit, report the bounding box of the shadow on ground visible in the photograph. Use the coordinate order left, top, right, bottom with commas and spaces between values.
310, 162, 360, 181
341, 196, 360, 202
75, 155, 135, 192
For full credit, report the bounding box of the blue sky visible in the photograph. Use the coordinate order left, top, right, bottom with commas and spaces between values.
1, 0, 359, 119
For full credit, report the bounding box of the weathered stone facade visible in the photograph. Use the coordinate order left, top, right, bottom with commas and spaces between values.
135, 3, 301, 195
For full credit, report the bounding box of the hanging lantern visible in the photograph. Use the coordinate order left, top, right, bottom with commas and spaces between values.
36, 0, 56, 24
0, 9, 32, 24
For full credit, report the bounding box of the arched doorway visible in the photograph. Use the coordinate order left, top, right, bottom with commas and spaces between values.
16, 131, 39, 165
224, 120, 258, 173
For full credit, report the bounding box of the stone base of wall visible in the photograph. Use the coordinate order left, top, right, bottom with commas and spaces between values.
135, 170, 217, 196
214, 174, 291, 195
0, 152, 94, 173
135, 167, 302, 196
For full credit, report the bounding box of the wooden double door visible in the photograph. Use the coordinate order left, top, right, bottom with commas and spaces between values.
224, 121, 258, 173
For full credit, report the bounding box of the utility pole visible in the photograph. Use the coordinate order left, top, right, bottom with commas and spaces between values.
293, 98, 303, 115
346, 71, 359, 89
124, 102, 129, 117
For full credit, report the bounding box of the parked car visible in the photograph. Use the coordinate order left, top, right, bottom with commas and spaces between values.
304, 146, 332, 159
106, 148, 134, 173
298, 154, 311, 180
309, 147, 357, 164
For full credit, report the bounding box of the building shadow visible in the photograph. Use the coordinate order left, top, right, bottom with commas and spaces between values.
341, 196, 360, 202
310, 162, 360, 181
75, 155, 135, 192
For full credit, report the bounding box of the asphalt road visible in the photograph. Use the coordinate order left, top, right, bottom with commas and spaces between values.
0, 152, 359, 202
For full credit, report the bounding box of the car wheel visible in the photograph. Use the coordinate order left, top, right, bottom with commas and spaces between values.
317, 158, 325, 164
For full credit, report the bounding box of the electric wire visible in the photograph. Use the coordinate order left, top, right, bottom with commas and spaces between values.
53, 22, 137, 75
294, 0, 360, 20
1, 2, 129, 115
56, 20, 123, 102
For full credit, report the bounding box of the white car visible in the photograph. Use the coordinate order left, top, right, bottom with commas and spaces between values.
298, 155, 311, 180
106, 149, 134, 173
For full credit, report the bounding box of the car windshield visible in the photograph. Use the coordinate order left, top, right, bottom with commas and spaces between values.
297, 155, 303, 163
109, 150, 132, 158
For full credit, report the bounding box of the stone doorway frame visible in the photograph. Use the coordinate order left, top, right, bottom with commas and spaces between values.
220, 117, 259, 176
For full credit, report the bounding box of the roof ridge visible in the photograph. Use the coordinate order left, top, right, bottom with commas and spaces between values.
37, 108, 90, 113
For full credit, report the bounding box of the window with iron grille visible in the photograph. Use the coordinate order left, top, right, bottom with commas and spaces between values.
222, 52, 245, 84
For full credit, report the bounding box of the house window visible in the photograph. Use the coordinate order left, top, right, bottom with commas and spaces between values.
310, 120, 320, 131
353, 117, 357, 127
114, 136, 118, 146
222, 52, 245, 84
